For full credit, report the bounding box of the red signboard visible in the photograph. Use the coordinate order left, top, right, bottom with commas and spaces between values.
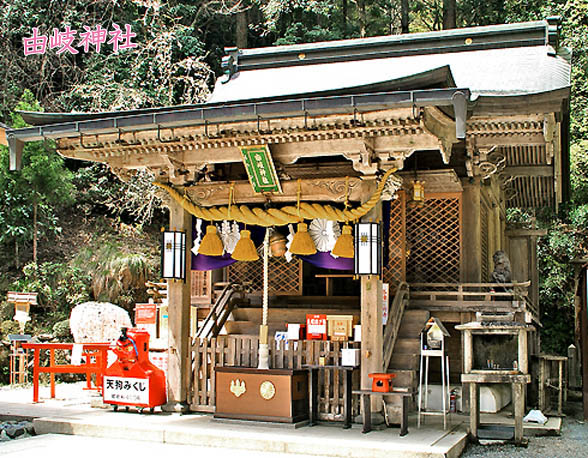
306, 314, 327, 340
135, 304, 157, 325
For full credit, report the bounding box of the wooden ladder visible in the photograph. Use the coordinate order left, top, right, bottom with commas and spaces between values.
383, 282, 410, 371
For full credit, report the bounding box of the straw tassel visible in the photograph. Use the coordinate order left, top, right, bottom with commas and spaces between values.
232, 230, 259, 261
198, 225, 224, 256
289, 222, 317, 256
332, 224, 354, 258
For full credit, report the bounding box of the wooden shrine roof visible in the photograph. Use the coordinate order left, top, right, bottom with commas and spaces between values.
0, 19, 571, 210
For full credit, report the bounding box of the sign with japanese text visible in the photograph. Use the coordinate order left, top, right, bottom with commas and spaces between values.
239, 145, 282, 194
382, 283, 390, 325
135, 304, 157, 325
306, 314, 327, 340
23, 24, 137, 56
103, 376, 149, 404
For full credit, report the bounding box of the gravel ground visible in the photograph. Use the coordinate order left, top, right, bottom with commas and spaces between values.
462, 402, 588, 458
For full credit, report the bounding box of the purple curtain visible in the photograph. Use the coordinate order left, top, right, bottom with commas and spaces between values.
299, 251, 353, 271
192, 253, 236, 271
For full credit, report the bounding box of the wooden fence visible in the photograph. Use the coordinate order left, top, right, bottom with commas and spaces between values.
190, 336, 361, 421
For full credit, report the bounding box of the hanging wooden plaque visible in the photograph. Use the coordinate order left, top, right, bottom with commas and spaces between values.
240, 145, 282, 194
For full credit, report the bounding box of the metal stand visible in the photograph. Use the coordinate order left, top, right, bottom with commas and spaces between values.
418, 334, 450, 429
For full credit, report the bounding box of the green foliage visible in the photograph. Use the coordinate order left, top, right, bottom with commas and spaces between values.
0, 91, 74, 266
12, 262, 92, 322
52, 319, 72, 339
73, 238, 157, 311
0, 320, 19, 339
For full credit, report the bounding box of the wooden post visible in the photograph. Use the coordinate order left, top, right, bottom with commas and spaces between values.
463, 330, 473, 373
519, 329, 528, 374
461, 180, 481, 282
581, 267, 588, 420
165, 198, 193, 411
360, 178, 383, 413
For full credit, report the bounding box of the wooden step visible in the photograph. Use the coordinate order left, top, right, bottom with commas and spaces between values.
387, 369, 415, 388
223, 321, 290, 336
398, 310, 430, 338
231, 308, 360, 324
389, 353, 419, 371
393, 338, 420, 355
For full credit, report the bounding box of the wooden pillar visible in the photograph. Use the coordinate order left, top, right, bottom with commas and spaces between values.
165, 199, 193, 411
360, 178, 383, 412
580, 267, 588, 420
361, 275, 383, 391
461, 179, 481, 282
506, 229, 547, 311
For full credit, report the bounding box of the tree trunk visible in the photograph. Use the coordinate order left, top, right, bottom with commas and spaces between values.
15, 240, 19, 269
342, 0, 348, 37
443, 0, 456, 30
33, 198, 38, 264
235, 9, 248, 49
401, 0, 409, 34
357, 0, 367, 37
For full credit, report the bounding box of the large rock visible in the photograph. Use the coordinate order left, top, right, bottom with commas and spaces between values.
69, 302, 132, 343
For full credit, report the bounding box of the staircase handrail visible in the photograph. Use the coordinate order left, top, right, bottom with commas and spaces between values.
195, 281, 244, 340
383, 282, 410, 371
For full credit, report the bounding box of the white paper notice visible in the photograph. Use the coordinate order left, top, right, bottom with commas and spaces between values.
71, 344, 83, 366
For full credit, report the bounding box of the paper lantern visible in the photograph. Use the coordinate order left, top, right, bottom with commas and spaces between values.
354, 222, 381, 275
161, 230, 186, 280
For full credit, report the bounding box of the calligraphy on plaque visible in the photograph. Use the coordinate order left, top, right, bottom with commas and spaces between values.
239, 145, 282, 194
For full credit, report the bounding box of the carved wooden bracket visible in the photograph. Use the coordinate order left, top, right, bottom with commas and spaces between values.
342, 139, 379, 175
421, 107, 458, 165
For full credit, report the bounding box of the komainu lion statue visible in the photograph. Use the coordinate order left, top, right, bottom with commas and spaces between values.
491, 250, 512, 284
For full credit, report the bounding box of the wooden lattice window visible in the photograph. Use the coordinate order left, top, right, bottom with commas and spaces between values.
480, 201, 489, 282
227, 258, 302, 295
191, 270, 212, 304
406, 194, 461, 283
383, 193, 406, 288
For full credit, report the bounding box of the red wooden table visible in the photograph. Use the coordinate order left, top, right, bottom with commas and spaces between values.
21, 342, 111, 403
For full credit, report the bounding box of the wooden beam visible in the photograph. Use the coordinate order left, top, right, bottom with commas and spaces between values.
186, 176, 364, 206
502, 166, 553, 177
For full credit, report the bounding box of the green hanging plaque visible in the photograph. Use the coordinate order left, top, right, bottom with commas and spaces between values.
240, 145, 282, 194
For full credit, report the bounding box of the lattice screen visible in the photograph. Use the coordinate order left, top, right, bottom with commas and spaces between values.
227, 258, 302, 295
383, 194, 406, 288
406, 196, 461, 283
480, 201, 489, 282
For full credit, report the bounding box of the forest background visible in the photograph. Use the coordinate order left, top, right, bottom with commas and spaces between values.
0, 0, 586, 382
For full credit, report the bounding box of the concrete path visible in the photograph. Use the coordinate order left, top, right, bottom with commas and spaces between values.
0, 382, 467, 458
0, 434, 333, 458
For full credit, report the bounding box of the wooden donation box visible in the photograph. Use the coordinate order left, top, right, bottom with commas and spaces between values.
215, 367, 309, 423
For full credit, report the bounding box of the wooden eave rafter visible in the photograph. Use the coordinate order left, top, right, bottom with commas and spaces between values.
465, 113, 561, 209
56, 106, 458, 184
